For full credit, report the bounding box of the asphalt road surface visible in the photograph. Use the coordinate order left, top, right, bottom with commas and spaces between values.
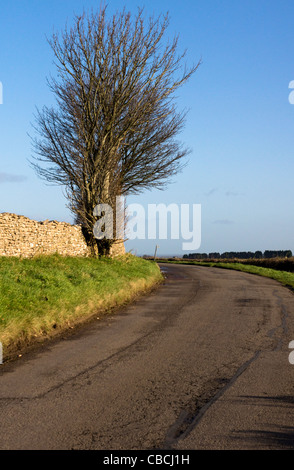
1, 263, 294, 450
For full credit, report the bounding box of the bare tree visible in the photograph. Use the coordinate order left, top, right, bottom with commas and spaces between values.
31, 6, 200, 256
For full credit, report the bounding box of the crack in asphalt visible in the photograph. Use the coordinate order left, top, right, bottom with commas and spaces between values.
162, 285, 291, 450
0, 272, 200, 403
161, 350, 261, 449
160, 273, 292, 450
0, 330, 163, 402
1, 264, 291, 450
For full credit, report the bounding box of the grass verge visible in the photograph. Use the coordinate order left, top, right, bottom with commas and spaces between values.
158, 259, 294, 291
0, 253, 163, 360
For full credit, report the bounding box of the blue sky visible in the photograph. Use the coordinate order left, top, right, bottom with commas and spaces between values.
1, 0, 294, 256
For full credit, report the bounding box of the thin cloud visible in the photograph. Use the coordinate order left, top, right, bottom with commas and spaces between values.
205, 189, 240, 197
213, 219, 234, 225
225, 191, 239, 197
0, 172, 27, 183
205, 188, 218, 196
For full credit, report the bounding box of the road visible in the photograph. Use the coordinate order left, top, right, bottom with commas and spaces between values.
0, 262, 294, 450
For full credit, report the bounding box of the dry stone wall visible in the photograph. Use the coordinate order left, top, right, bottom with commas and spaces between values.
0, 213, 125, 258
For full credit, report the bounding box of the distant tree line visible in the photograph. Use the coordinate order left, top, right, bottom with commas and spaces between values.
183, 250, 293, 260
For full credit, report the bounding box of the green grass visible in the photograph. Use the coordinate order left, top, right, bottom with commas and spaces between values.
0, 254, 163, 357
158, 259, 294, 291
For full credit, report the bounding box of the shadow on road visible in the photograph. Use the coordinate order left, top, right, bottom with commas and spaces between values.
232, 395, 294, 449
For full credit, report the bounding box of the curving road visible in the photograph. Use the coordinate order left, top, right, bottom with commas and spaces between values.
1, 263, 294, 450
